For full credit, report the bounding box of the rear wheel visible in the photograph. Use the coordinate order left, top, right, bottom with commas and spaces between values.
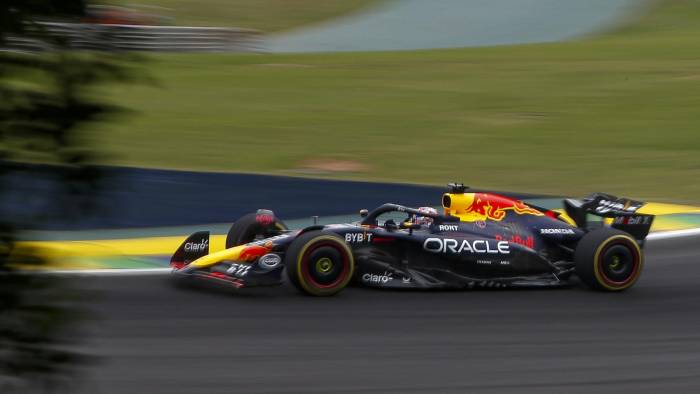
226, 211, 287, 249
285, 231, 355, 297
575, 228, 643, 291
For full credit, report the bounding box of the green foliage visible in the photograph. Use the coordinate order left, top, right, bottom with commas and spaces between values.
0, 1, 86, 44
1, 1, 134, 392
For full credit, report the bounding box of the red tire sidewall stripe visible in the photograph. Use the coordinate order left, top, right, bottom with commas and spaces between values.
300, 240, 351, 290
597, 239, 641, 288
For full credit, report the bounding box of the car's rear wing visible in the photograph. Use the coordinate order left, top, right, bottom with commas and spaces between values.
563, 193, 654, 242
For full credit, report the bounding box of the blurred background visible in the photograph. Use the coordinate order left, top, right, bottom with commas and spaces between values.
7, 0, 699, 202
2, 0, 700, 393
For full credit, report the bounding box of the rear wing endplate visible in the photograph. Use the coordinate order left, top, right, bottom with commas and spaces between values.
564, 193, 654, 242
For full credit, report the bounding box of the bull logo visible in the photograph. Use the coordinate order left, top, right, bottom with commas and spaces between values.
464, 193, 543, 222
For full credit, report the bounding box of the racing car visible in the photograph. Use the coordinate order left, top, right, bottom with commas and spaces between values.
170, 184, 654, 296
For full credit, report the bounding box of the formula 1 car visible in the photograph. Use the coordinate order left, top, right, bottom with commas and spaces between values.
170, 184, 654, 296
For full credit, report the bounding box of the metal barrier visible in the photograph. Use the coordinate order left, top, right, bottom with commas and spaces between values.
5, 22, 262, 52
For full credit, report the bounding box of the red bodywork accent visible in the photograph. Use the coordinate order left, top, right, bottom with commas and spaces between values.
200, 272, 245, 288
239, 245, 270, 261
545, 210, 559, 219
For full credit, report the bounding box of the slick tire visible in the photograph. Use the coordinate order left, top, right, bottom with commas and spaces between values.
575, 228, 643, 291
226, 212, 287, 249
285, 231, 355, 297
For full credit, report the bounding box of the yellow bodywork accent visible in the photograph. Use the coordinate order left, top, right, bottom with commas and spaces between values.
189, 244, 246, 268
553, 211, 577, 226
442, 193, 476, 220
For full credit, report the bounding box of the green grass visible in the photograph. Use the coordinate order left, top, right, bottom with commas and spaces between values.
103, 0, 381, 31
95, 0, 700, 203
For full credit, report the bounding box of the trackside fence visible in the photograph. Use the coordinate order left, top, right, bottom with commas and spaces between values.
5, 22, 262, 52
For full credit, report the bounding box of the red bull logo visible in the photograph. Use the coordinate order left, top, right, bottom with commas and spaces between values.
238, 244, 270, 261
496, 234, 534, 249
465, 193, 543, 222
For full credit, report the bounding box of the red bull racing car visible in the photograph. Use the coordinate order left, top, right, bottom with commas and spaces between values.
170, 184, 654, 296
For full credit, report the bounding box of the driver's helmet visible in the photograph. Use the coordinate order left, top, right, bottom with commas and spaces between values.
413, 206, 438, 226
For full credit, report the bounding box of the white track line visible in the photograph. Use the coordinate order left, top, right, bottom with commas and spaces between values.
35, 227, 700, 275
647, 228, 700, 241
43, 268, 172, 276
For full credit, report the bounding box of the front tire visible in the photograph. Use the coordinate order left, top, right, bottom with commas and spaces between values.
226, 212, 287, 249
285, 231, 355, 297
575, 228, 643, 291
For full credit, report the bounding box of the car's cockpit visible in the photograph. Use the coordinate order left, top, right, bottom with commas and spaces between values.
359, 203, 459, 232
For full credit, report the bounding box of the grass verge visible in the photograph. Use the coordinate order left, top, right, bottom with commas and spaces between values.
96, 0, 700, 202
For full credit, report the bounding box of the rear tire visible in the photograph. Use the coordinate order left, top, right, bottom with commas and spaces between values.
225, 212, 287, 249
575, 228, 643, 291
285, 231, 355, 297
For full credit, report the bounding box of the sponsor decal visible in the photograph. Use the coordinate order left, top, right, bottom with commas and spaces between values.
540, 228, 576, 235
477, 259, 510, 266
613, 215, 652, 225
423, 238, 510, 255
464, 193, 543, 222
475, 221, 486, 229
496, 234, 534, 249
362, 271, 393, 284
595, 199, 642, 215
438, 224, 459, 232
258, 253, 281, 269
345, 232, 374, 243
184, 239, 208, 253
255, 214, 275, 225
226, 263, 251, 277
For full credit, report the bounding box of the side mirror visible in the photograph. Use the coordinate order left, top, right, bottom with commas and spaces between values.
359, 209, 369, 218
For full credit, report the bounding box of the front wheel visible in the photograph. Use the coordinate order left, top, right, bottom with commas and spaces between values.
575, 228, 643, 291
226, 211, 288, 249
285, 231, 355, 297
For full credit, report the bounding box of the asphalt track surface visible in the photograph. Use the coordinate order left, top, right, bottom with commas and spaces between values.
74, 235, 700, 394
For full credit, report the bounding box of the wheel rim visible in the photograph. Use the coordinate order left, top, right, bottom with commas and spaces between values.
597, 239, 641, 287
300, 241, 351, 289
316, 257, 334, 273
